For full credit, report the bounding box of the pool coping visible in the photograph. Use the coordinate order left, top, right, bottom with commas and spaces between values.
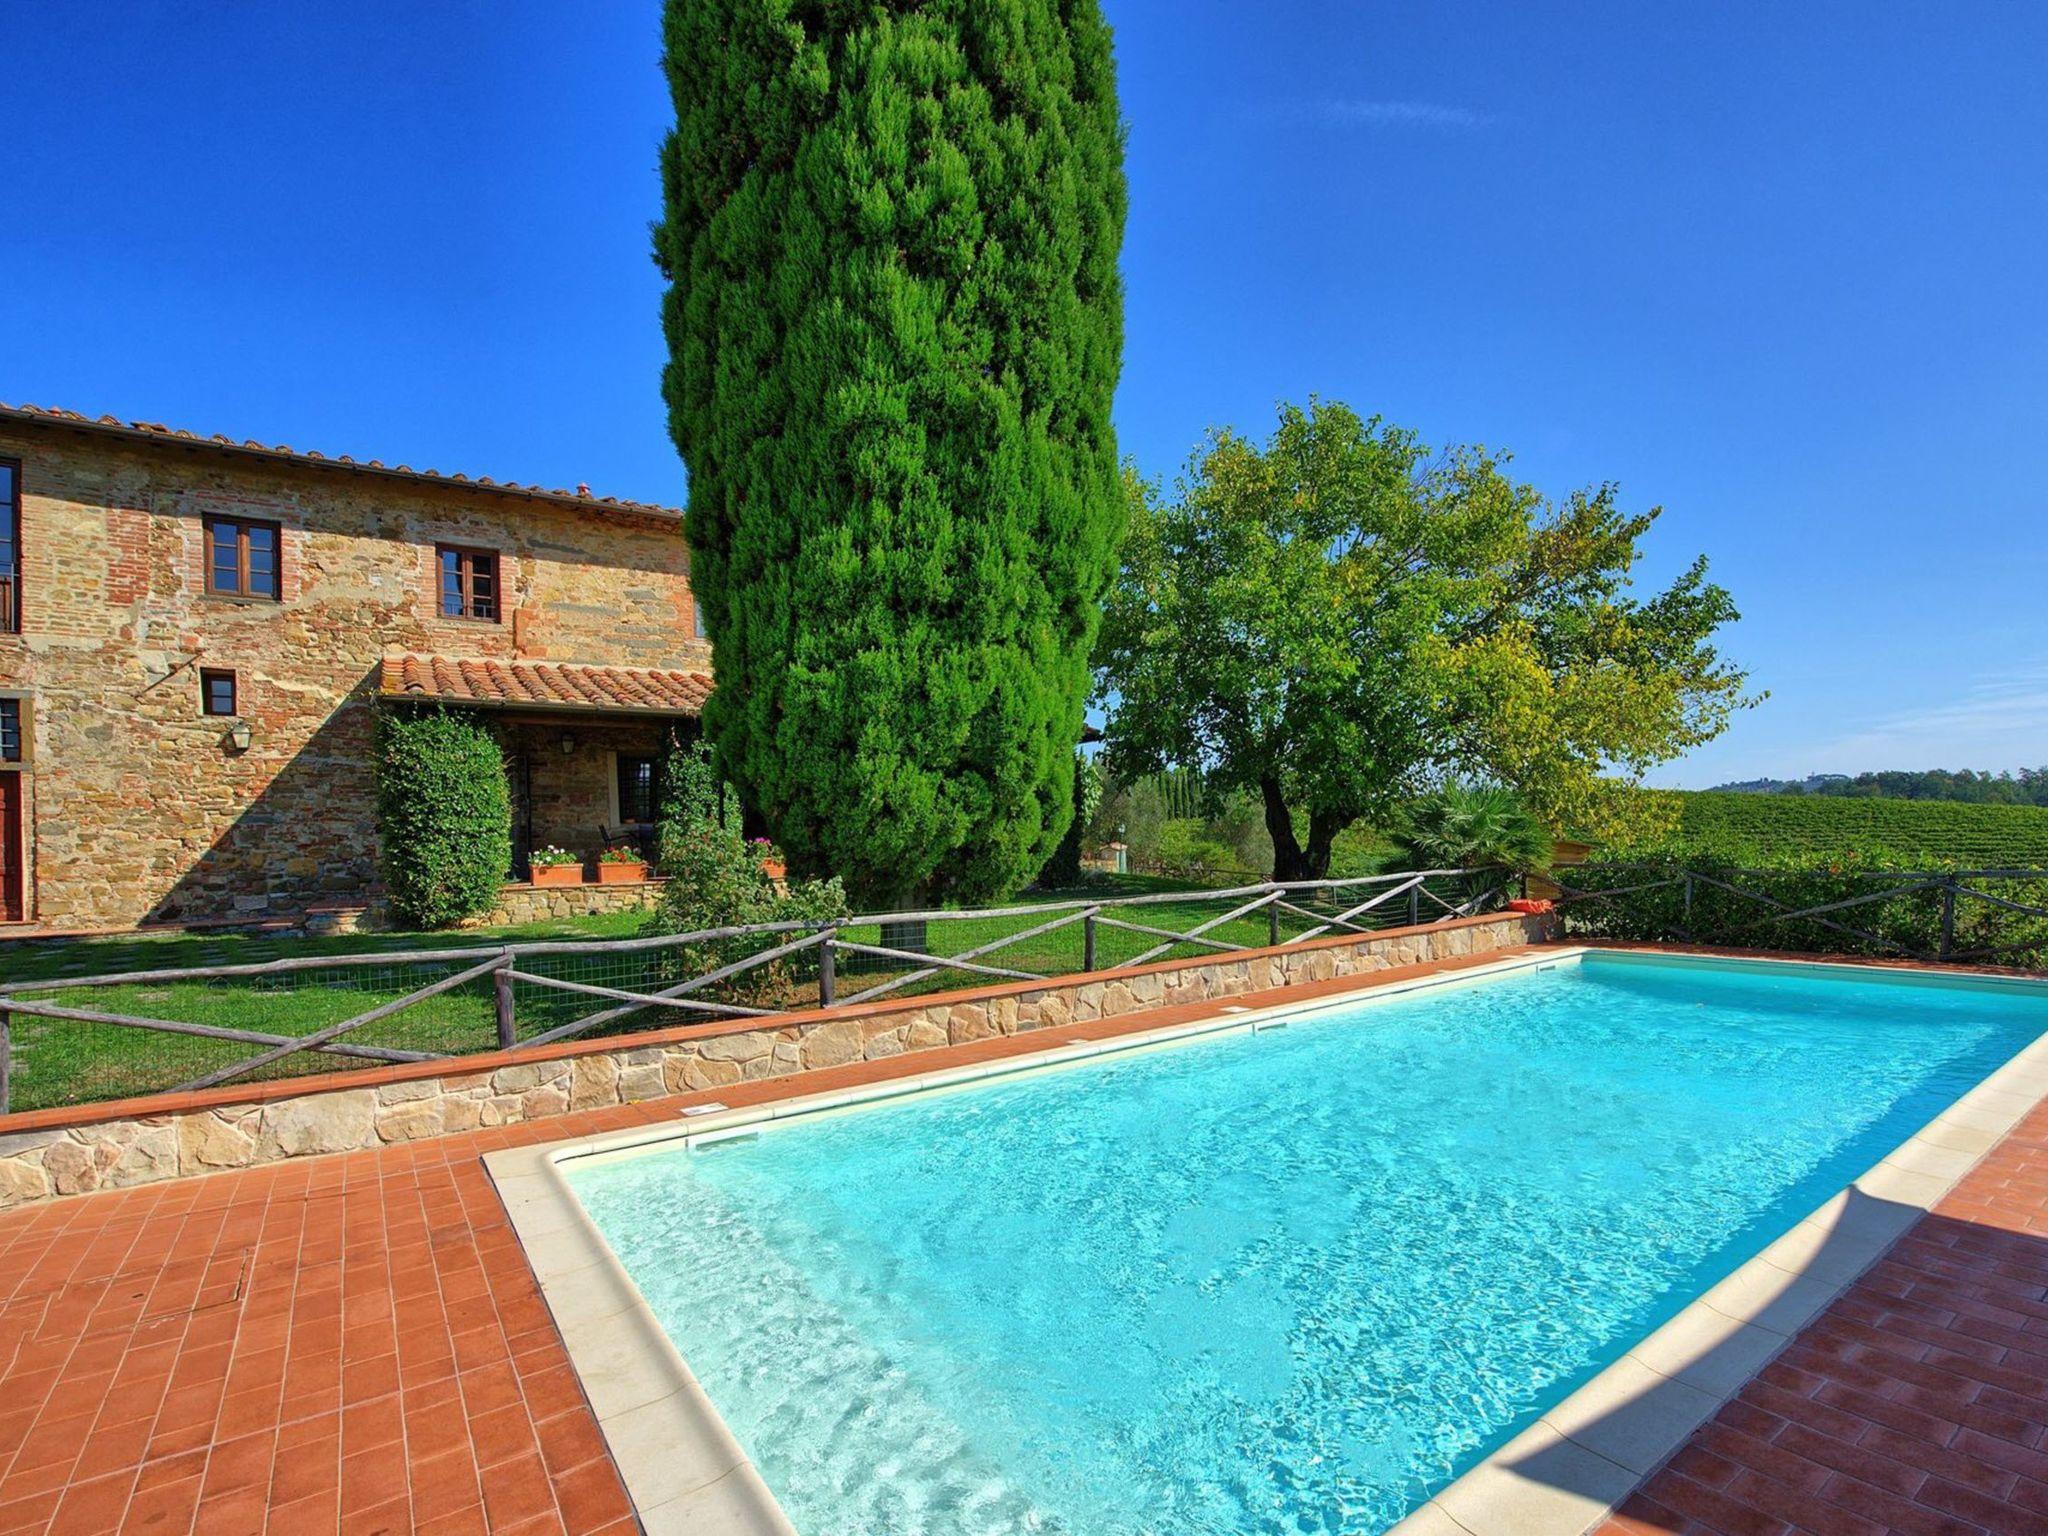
1387, 947, 2048, 1536
483, 946, 2048, 1536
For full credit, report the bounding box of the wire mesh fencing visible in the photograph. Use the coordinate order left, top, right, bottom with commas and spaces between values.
0, 869, 1505, 1115
1552, 864, 2048, 967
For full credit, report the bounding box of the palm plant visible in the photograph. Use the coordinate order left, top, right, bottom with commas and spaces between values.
1391, 786, 1552, 901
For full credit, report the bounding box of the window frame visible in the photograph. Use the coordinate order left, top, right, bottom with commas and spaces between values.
199, 668, 238, 718
0, 456, 20, 634
614, 752, 659, 826
202, 515, 282, 601
436, 544, 502, 623
0, 695, 23, 765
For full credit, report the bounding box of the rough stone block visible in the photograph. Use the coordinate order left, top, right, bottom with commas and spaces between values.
570, 1055, 621, 1110
179, 1113, 257, 1172
616, 1063, 665, 1103
698, 1030, 775, 1063
256, 1089, 376, 1158
491, 1061, 568, 1095
519, 1086, 569, 1120
799, 1020, 865, 1069
441, 1098, 483, 1133
375, 1100, 443, 1143
672, 1054, 742, 1093
43, 1138, 107, 1197
0, 1156, 51, 1208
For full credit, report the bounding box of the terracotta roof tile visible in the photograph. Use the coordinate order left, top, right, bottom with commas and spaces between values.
0, 402, 682, 523
379, 654, 713, 716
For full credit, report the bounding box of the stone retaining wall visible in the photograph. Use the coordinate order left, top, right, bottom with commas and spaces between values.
0, 912, 1548, 1208
483, 877, 664, 928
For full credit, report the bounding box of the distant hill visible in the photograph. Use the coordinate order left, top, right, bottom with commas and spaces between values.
1710, 774, 1850, 795
1709, 768, 2048, 806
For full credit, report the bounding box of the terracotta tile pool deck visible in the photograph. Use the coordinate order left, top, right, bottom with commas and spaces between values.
1, 946, 2046, 1535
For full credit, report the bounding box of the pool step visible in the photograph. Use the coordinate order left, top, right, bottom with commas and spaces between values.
687, 1126, 761, 1150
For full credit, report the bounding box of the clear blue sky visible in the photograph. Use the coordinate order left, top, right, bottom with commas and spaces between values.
7, 2, 2044, 786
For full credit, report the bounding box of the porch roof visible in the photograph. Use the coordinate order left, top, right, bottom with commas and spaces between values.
378, 653, 712, 717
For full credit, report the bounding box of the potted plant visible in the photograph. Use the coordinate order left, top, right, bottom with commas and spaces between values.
597, 844, 649, 884
528, 845, 583, 887
751, 838, 786, 883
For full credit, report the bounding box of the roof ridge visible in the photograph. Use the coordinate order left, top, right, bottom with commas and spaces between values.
0, 401, 684, 522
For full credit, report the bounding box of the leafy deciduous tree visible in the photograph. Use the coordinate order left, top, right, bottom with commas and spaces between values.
1096, 399, 1754, 880
656, 0, 1128, 905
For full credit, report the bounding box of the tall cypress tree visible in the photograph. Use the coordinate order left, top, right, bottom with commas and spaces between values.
656, 0, 1127, 905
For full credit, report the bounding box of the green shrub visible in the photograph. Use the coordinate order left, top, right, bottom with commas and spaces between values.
375, 708, 511, 928
654, 725, 719, 874
1325, 825, 1400, 878
1153, 819, 1245, 881
1088, 772, 1276, 879
651, 740, 848, 996
1557, 859, 2048, 966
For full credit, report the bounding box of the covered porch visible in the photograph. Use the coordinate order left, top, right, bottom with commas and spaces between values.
377, 653, 713, 882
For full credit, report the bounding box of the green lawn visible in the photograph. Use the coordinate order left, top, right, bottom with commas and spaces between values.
0, 870, 1473, 1113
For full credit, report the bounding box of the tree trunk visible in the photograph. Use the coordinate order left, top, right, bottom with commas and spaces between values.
1262, 777, 1311, 881
879, 918, 931, 957
1303, 807, 1346, 882
1262, 778, 1352, 884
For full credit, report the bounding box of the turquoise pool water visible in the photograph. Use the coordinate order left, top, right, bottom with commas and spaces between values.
566, 954, 2048, 1536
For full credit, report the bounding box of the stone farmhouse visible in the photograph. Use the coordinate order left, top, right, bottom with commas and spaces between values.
0, 402, 712, 934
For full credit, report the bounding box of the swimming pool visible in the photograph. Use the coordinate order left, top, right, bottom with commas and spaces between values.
560, 951, 2048, 1536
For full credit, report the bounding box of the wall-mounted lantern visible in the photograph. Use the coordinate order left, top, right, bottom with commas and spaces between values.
227, 719, 253, 753
559, 732, 577, 756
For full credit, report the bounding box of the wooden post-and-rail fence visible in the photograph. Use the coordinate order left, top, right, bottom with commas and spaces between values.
0, 870, 1504, 1116
1547, 865, 2048, 967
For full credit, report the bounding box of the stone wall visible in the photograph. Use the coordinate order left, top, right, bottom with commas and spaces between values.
501, 717, 675, 866
0, 418, 707, 930
0, 912, 1549, 1208
483, 876, 665, 928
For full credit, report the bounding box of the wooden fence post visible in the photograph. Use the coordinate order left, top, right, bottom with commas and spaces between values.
1267, 896, 1281, 949
1407, 884, 1420, 928
818, 930, 837, 1007
1940, 878, 1957, 961
494, 954, 517, 1051
1083, 911, 1098, 973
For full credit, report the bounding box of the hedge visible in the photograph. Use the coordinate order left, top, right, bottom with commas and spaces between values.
375, 708, 512, 929
1556, 861, 2048, 967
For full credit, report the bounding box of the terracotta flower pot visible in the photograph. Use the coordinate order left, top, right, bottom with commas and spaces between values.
531, 864, 583, 887
596, 861, 648, 884
761, 859, 787, 882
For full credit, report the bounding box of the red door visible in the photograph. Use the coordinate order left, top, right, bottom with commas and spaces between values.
0, 774, 21, 923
